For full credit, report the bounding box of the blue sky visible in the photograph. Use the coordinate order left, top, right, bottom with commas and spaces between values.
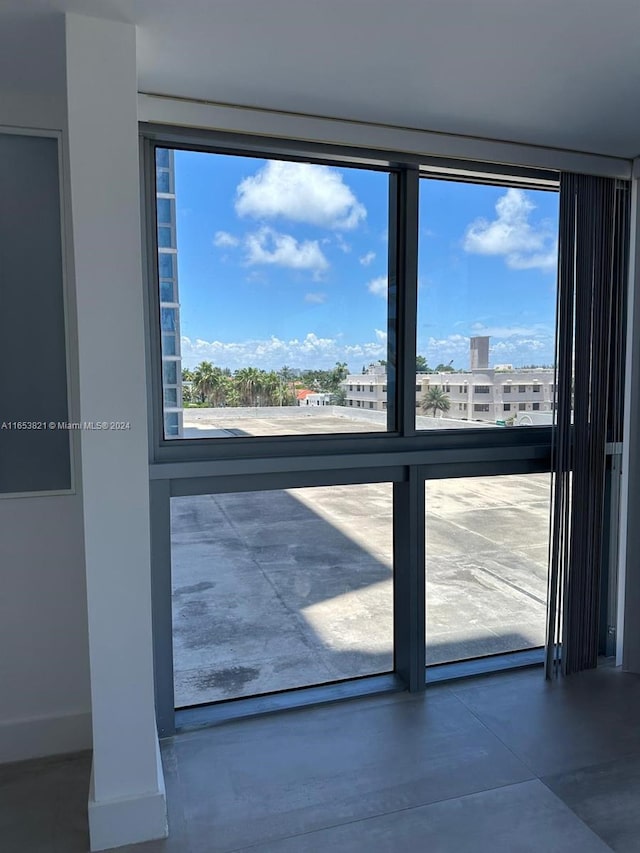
171, 151, 559, 373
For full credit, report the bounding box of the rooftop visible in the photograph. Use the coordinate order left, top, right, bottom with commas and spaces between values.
172, 472, 550, 707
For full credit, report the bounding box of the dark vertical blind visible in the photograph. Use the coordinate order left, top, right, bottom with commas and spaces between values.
547, 174, 629, 677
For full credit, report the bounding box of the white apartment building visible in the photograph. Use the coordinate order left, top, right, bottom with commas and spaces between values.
344, 338, 556, 425
422, 367, 555, 423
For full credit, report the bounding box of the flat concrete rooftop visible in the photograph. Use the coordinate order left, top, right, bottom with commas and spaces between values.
172, 473, 550, 708
180, 405, 495, 438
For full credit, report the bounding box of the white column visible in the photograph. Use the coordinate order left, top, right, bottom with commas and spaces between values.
65, 14, 167, 850
618, 162, 640, 671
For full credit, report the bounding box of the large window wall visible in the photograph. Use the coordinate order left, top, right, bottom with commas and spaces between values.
144, 127, 560, 736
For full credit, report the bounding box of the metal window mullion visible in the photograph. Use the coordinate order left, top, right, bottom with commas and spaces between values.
393, 466, 426, 691
141, 137, 166, 460
150, 478, 175, 736
394, 167, 419, 437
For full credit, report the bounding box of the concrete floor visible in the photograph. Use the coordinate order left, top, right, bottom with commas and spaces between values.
172, 474, 550, 707
6, 665, 640, 852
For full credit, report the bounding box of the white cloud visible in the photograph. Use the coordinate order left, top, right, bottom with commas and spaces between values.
344, 342, 387, 360
421, 328, 554, 367
463, 188, 557, 272
367, 275, 387, 298
360, 251, 376, 266
213, 230, 240, 248
305, 292, 327, 304
335, 234, 351, 253
375, 329, 387, 342
245, 226, 329, 276
181, 332, 385, 371
493, 338, 547, 353
235, 161, 366, 230
426, 334, 469, 356
507, 249, 558, 273
470, 322, 548, 338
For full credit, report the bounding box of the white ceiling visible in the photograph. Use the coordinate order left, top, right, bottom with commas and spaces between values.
3, 0, 640, 158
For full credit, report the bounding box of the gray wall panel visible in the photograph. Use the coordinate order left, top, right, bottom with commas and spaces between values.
0, 133, 71, 493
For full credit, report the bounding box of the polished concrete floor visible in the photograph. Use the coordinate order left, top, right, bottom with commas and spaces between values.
172, 475, 550, 706
5, 665, 640, 852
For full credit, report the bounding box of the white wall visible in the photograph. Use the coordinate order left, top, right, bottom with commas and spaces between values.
0, 13, 167, 847
66, 14, 166, 850
0, 497, 91, 761
0, 13, 91, 764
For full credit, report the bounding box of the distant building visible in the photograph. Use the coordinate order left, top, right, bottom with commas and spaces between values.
157, 148, 183, 437
297, 390, 332, 406
470, 336, 490, 370
344, 339, 556, 424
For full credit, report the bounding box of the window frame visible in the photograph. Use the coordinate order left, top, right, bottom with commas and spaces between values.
140, 125, 560, 736
142, 127, 557, 467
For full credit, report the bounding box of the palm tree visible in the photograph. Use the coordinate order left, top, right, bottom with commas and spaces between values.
192, 361, 217, 404
421, 386, 451, 417
209, 368, 227, 407
262, 371, 283, 406
278, 365, 297, 406
279, 365, 295, 383
234, 366, 263, 406
332, 361, 348, 385
224, 379, 240, 407
179, 367, 193, 404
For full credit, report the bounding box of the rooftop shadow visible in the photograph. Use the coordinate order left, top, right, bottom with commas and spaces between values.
171, 481, 548, 707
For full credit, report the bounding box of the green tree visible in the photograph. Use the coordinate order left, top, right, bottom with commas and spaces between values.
331, 361, 348, 386
192, 361, 217, 404
434, 361, 455, 373
279, 365, 295, 382
277, 365, 298, 406
224, 379, 240, 407
421, 386, 451, 417
263, 371, 292, 406
331, 387, 347, 406
416, 354, 432, 373
234, 366, 263, 406
181, 367, 195, 404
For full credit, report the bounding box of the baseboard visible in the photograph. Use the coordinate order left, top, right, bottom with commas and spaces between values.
88, 739, 168, 851
0, 710, 92, 764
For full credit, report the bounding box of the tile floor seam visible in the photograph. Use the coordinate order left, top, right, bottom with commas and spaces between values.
448, 673, 640, 782
530, 783, 618, 853
446, 687, 542, 779
538, 755, 640, 853
221, 778, 543, 853
538, 744, 640, 787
